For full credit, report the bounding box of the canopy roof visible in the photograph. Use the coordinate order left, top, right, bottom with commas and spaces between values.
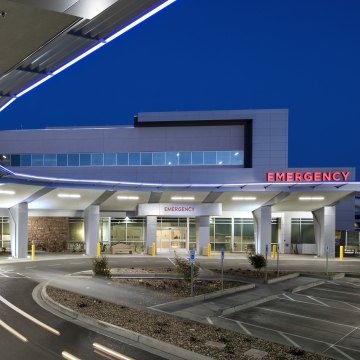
0, 0, 175, 111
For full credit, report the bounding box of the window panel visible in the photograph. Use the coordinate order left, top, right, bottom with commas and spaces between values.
153, 152, 165, 165
191, 152, 203, 165
21, 154, 31, 167
32, 153, 44, 166
44, 154, 56, 167
91, 153, 103, 166
178, 152, 191, 165
57, 154, 67, 166
117, 153, 128, 165
68, 153, 79, 166
204, 151, 216, 165
166, 152, 178, 166
129, 152, 140, 165
104, 153, 116, 166
141, 152, 152, 165
80, 153, 91, 166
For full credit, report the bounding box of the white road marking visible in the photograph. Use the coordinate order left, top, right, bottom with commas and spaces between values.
62, 351, 81, 360
206, 317, 214, 325
0, 319, 28, 342
0, 295, 60, 335
0, 272, 9, 278
282, 293, 295, 301
48, 264, 61, 267
25, 266, 36, 269
343, 281, 360, 288
235, 320, 252, 335
69, 262, 84, 265
167, 257, 176, 266
341, 301, 360, 311
279, 332, 300, 347
256, 306, 355, 329
331, 346, 357, 360
307, 295, 329, 307
93, 343, 135, 360
315, 288, 360, 297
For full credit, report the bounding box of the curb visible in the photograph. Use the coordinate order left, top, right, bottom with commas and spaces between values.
152, 282, 255, 311
330, 273, 345, 280
221, 294, 279, 316
41, 285, 212, 360
291, 280, 325, 293
266, 272, 300, 284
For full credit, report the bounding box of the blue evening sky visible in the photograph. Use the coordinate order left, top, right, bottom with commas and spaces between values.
1, 0, 359, 178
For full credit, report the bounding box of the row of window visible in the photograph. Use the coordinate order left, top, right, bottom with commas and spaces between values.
3, 151, 244, 167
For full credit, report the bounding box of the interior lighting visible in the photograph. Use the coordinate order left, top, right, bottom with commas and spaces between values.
234, 152, 239, 156
299, 196, 325, 201
0, 190, 15, 195
232, 196, 256, 200
104, 0, 177, 43
117, 196, 139, 200
171, 196, 195, 200
57, 193, 81, 199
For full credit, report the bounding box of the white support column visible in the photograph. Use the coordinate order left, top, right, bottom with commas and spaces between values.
9, 203, 28, 258
84, 205, 100, 257
146, 216, 157, 250
312, 206, 335, 258
196, 216, 210, 254
282, 213, 292, 254
252, 206, 272, 256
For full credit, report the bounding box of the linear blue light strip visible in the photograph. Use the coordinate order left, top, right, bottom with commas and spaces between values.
0, 0, 176, 113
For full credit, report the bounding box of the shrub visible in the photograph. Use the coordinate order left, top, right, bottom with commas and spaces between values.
174, 254, 199, 281
92, 256, 112, 278
248, 253, 267, 272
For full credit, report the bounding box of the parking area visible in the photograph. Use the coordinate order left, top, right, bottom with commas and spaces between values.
221, 277, 360, 359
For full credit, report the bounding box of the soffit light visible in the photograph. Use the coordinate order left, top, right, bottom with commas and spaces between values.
0, 190, 15, 195
299, 196, 325, 201
117, 196, 139, 200
171, 196, 195, 200
232, 196, 257, 200
57, 194, 81, 199
0, 0, 176, 112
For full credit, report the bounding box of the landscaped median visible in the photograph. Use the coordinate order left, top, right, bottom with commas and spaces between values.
41, 281, 332, 360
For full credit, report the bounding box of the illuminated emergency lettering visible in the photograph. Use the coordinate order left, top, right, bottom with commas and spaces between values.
266, 171, 350, 182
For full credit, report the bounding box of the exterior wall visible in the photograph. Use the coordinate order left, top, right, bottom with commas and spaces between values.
28, 217, 68, 252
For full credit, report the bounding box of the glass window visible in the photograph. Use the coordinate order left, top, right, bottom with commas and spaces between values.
10, 154, 20, 167
91, 153, 103, 166
191, 152, 203, 165
57, 154, 67, 166
178, 152, 191, 165
141, 153, 152, 165
166, 152, 178, 166
80, 153, 91, 166
44, 154, 57, 167
104, 153, 116, 166
231, 151, 243, 165
31, 154, 44, 166
153, 152, 165, 165
117, 153, 128, 165
217, 151, 230, 165
68, 153, 79, 166
204, 151, 216, 165
20, 154, 31, 167
129, 152, 140, 165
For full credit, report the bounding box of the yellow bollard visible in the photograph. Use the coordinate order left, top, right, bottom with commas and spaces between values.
151, 242, 156, 256
31, 243, 35, 261
339, 245, 344, 261
97, 242, 101, 257
272, 244, 277, 259
207, 243, 212, 257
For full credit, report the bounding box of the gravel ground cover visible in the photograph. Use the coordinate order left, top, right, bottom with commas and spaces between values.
46, 267, 333, 360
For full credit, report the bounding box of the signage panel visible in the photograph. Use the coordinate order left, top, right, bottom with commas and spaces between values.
266, 171, 350, 183
138, 203, 222, 216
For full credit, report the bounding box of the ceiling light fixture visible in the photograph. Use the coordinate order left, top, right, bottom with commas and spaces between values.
57, 193, 81, 199
232, 196, 257, 200
117, 196, 139, 200
299, 196, 325, 201
0, 190, 15, 195
171, 196, 195, 200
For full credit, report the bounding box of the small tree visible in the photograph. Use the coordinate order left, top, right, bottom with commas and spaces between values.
174, 254, 199, 281
248, 253, 267, 273
92, 255, 112, 278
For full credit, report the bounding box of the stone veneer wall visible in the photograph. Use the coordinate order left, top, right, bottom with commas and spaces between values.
28, 217, 69, 252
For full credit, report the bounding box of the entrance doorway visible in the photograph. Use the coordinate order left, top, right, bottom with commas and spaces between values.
156, 227, 187, 253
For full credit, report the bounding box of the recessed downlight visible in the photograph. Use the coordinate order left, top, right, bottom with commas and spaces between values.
171, 196, 195, 201
57, 194, 81, 199
0, 190, 15, 195
232, 196, 256, 200
299, 196, 325, 201
117, 196, 139, 200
